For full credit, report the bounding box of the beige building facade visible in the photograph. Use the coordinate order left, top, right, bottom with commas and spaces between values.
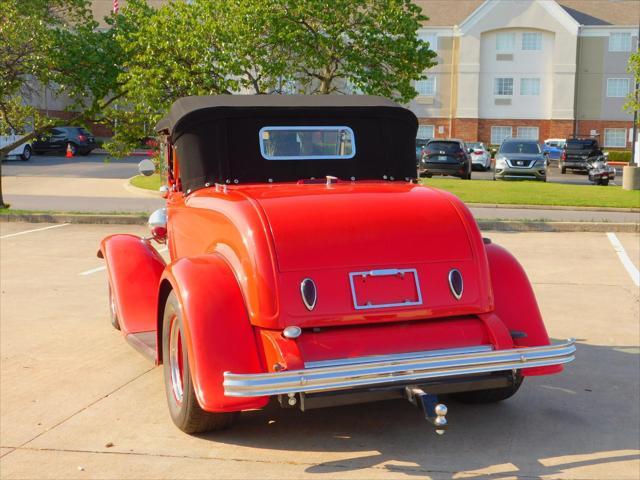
412, 0, 638, 148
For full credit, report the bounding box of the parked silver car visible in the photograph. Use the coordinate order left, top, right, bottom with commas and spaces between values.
467, 142, 491, 171
494, 139, 548, 181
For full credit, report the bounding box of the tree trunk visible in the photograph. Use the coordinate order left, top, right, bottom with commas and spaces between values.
0, 154, 6, 209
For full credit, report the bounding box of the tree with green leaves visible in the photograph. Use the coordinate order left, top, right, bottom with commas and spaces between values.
625, 50, 639, 116
0, 0, 125, 207
105, 0, 436, 156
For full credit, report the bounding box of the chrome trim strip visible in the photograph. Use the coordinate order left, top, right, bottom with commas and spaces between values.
304, 345, 493, 369
223, 339, 576, 397
348, 268, 423, 310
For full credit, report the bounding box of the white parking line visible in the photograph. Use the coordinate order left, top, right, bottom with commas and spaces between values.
79, 246, 168, 276
79, 265, 106, 276
0, 223, 69, 239
607, 232, 640, 287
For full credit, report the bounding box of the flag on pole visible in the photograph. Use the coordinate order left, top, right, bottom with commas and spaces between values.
113, 0, 119, 14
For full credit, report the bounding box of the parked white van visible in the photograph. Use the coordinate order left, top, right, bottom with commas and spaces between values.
0, 134, 32, 161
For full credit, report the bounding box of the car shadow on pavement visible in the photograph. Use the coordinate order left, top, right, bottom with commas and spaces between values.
203, 340, 639, 478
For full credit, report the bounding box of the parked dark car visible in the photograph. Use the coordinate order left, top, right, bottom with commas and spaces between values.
419, 139, 472, 179
559, 138, 602, 174
494, 138, 548, 181
32, 126, 97, 156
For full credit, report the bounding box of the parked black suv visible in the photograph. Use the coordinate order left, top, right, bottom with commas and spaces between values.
419, 138, 472, 179
32, 126, 97, 156
560, 137, 603, 174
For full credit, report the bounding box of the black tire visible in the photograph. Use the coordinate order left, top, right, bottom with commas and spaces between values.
20, 145, 31, 161
162, 291, 237, 434
108, 284, 120, 330
601, 178, 609, 186
560, 166, 566, 174
453, 375, 523, 404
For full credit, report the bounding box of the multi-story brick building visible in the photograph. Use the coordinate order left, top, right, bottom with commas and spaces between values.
411, 0, 637, 149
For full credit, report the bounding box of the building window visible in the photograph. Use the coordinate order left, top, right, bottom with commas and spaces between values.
520, 78, 540, 96
604, 128, 627, 147
607, 78, 631, 97
419, 33, 438, 53
609, 33, 632, 52
415, 77, 436, 96
491, 126, 512, 145
522, 32, 542, 50
496, 32, 515, 51
417, 125, 435, 140
517, 127, 539, 140
494, 77, 513, 96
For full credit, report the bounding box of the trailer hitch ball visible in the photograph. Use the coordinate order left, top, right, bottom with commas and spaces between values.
405, 386, 449, 435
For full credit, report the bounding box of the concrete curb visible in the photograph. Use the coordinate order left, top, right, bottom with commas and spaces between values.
1, 213, 638, 232
468, 203, 640, 213
0, 213, 148, 225
476, 220, 638, 233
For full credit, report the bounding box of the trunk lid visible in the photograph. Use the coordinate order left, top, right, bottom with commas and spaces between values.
239, 182, 492, 328
246, 182, 473, 271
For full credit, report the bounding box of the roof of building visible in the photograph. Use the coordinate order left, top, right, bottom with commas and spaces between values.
90, 0, 166, 25
415, 0, 639, 27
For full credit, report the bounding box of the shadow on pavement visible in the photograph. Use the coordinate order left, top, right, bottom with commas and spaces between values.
203, 340, 639, 478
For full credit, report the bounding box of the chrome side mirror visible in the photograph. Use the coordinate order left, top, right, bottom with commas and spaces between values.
138, 159, 155, 176
148, 208, 167, 244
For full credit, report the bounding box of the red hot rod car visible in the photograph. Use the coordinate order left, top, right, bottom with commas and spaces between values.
99, 95, 575, 434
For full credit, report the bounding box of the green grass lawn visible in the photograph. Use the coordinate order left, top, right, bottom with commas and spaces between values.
130, 173, 161, 190
422, 178, 640, 209
127, 173, 639, 209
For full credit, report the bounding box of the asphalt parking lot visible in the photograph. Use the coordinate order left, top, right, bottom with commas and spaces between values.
0, 223, 639, 479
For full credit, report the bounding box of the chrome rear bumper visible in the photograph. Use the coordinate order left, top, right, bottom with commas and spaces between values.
223, 340, 576, 397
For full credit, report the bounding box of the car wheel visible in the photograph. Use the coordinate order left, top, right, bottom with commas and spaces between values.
453, 374, 523, 404
560, 166, 566, 174
162, 291, 237, 434
108, 284, 120, 330
601, 178, 609, 186
20, 145, 32, 161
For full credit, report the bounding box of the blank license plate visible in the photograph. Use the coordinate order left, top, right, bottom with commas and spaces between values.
438, 155, 447, 161
349, 269, 422, 310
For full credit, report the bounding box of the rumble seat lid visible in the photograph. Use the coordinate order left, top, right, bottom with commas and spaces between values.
241, 182, 474, 272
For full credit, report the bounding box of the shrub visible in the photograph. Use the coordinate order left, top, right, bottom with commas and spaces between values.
606, 151, 631, 162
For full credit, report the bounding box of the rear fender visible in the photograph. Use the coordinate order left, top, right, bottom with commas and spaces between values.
160, 255, 268, 412
98, 235, 165, 335
486, 243, 561, 376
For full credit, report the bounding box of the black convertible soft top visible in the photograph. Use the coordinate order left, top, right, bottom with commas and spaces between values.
156, 95, 418, 192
